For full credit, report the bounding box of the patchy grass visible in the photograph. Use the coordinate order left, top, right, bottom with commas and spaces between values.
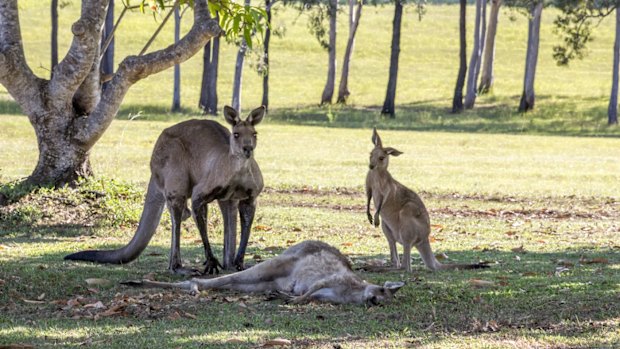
1, 116, 619, 348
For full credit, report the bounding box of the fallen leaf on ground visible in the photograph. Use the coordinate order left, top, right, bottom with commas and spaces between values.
511, 245, 526, 253
263, 338, 292, 347
0, 244, 9, 250
84, 301, 106, 309
285, 240, 296, 245
22, 299, 45, 304
37, 293, 45, 300
435, 252, 449, 261
85, 278, 112, 287
341, 242, 353, 247
182, 312, 197, 319
580, 257, 609, 265
254, 225, 273, 231
469, 279, 495, 288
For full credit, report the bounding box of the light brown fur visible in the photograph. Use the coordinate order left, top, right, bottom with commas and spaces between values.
122, 240, 405, 305
365, 128, 488, 272
65, 106, 266, 275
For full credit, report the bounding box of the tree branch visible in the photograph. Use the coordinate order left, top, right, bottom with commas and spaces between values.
74, 0, 222, 148
0, 0, 45, 115
48, 0, 109, 108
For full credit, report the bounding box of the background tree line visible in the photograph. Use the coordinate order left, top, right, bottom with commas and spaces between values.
1, 0, 618, 187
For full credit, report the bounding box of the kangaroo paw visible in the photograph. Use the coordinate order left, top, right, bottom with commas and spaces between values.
203, 257, 223, 275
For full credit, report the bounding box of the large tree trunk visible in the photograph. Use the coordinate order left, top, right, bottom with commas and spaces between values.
608, 7, 620, 125
464, 0, 484, 109
51, 0, 59, 72
320, 0, 337, 105
261, 0, 272, 111
172, 6, 181, 112
0, 0, 221, 186
452, 0, 467, 113
519, 1, 543, 113
381, 0, 403, 118
478, 0, 501, 94
101, 0, 114, 91
337, 0, 363, 104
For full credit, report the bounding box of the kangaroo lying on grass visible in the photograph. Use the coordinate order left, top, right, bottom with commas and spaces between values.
122, 240, 405, 305
65, 106, 265, 275
365, 128, 489, 272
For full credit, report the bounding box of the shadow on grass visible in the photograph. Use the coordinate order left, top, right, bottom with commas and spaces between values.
268, 95, 620, 137
1, 242, 617, 348
3, 96, 618, 137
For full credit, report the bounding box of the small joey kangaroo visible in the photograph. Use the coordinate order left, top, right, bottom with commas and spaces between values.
65, 106, 265, 275
365, 128, 489, 272
122, 240, 405, 306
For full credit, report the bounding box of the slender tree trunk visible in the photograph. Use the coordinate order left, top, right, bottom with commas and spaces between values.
464, 0, 484, 109
452, 0, 467, 113
51, 0, 58, 72
207, 36, 220, 114
337, 0, 363, 104
474, 0, 486, 88
172, 6, 181, 112
199, 40, 211, 111
261, 0, 272, 111
101, 0, 114, 91
381, 0, 403, 118
232, 0, 251, 112
519, 1, 543, 113
608, 7, 620, 125
479, 0, 501, 94
320, 0, 337, 105
199, 14, 220, 115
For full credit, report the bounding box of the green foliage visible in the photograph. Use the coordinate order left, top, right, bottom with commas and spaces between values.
552, 0, 617, 66
123, 0, 268, 49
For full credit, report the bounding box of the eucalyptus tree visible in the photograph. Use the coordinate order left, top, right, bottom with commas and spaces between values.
452, 0, 467, 113
382, 0, 425, 117
464, 0, 486, 109
0, 0, 264, 186
478, 0, 502, 94
337, 0, 363, 104
199, 17, 220, 115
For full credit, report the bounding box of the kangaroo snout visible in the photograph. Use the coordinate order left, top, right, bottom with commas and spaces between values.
243, 146, 254, 158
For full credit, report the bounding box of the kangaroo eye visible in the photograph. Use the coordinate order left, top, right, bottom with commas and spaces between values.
234, 133, 239, 138
379, 156, 385, 161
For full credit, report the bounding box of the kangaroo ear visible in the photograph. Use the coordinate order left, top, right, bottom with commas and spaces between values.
385, 147, 403, 157
383, 281, 405, 295
247, 105, 266, 126
372, 128, 382, 147
223, 106, 241, 126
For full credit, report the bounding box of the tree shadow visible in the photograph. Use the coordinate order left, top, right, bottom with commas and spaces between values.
267, 96, 620, 137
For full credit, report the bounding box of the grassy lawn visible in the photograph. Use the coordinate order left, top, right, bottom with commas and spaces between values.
1, 115, 619, 348
1, 1, 620, 348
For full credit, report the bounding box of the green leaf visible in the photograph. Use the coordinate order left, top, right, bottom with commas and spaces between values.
244, 27, 252, 49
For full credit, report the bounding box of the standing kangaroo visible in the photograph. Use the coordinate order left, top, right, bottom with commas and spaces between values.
365, 128, 488, 272
122, 240, 405, 305
65, 106, 265, 275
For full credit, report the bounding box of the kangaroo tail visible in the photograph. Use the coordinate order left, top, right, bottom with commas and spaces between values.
64, 178, 165, 264
416, 240, 490, 271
